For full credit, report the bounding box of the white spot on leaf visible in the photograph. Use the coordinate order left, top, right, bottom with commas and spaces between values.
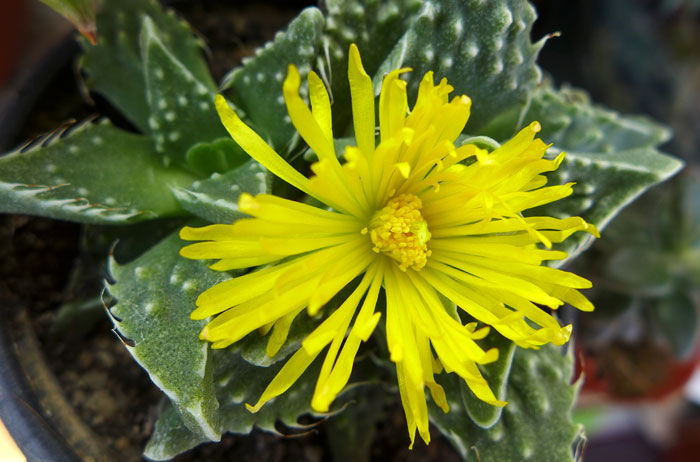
464, 41, 479, 58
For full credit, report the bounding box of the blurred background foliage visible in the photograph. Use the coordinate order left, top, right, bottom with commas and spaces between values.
533, 0, 700, 460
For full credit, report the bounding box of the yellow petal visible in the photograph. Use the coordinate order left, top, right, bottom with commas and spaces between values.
379, 69, 410, 142
266, 307, 302, 357
283, 65, 336, 162
246, 346, 318, 413
347, 43, 376, 158
215, 95, 313, 197
311, 262, 383, 411
308, 70, 333, 143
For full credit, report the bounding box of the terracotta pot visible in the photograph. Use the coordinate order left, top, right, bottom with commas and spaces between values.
577, 339, 700, 403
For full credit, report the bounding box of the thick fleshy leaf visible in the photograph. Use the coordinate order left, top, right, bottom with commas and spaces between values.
140, 16, 227, 166
172, 160, 269, 224
185, 138, 249, 177
320, 0, 423, 131
0, 120, 195, 224
525, 86, 683, 265
525, 85, 672, 153
143, 281, 360, 459
374, 0, 544, 140
105, 232, 229, 441
461, 332, 516, 428
79, 0, 213, 132
143, 350, 324, 461
439, 301, 517, 429
430, 345, 583, 462
220, 8, 325, 153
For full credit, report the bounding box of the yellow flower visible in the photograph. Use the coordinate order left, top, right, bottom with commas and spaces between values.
180, 44, 598, 447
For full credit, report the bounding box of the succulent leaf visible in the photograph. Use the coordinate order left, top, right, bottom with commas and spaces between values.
142, 281, 363, 459
0, 120, 195, 224
430, 345, 583, 462
651, 289, 699, 359
185, 138, 249, 177
80, 0, 213, 132
220, 8, 326, 154
321, 0, 423, 131
143, 350, 324, 460
172, 160, 269, 224
139, 16, 228, 167
375, 0, 544, 140
106, 232, 228, 441
525, 85, 683, 264
460, 332, 516, 429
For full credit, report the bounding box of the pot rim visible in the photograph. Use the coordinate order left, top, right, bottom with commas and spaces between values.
0, 35, 82, 462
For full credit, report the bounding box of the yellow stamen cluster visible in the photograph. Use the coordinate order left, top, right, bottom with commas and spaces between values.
368, 193, 432, 271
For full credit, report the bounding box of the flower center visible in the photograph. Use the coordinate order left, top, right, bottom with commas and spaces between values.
368, 193, 432, 271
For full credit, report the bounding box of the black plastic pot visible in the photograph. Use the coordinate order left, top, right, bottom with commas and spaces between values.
0, 319, 80, 462
0, 36, 83, 462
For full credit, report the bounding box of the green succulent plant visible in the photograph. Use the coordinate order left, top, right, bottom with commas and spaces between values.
1, 0, 682, 460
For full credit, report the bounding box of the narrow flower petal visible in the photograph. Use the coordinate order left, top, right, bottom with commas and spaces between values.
246, 346, 317, 413
379, 69, 410, 142
283, 65, 335, 163
308, 70, 333, 143
347, 43, 375, 159
215, 95, 313, 196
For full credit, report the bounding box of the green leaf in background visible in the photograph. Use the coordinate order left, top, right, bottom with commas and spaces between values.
430, 345, 582, 462
80, 0, 213, 132
650, 289, 699, 360
525, 85, 683, 265
144, 350, 325, 461
40, 0, 97, 44
172, 160, 269, 224
605, 247, 673, 293
0, 120, 195, 224
106, 232, 229, 442
375, 0, 544, 140
220, 8, 325, 154
139, 16, 228, 167
679, 171, 700, 286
